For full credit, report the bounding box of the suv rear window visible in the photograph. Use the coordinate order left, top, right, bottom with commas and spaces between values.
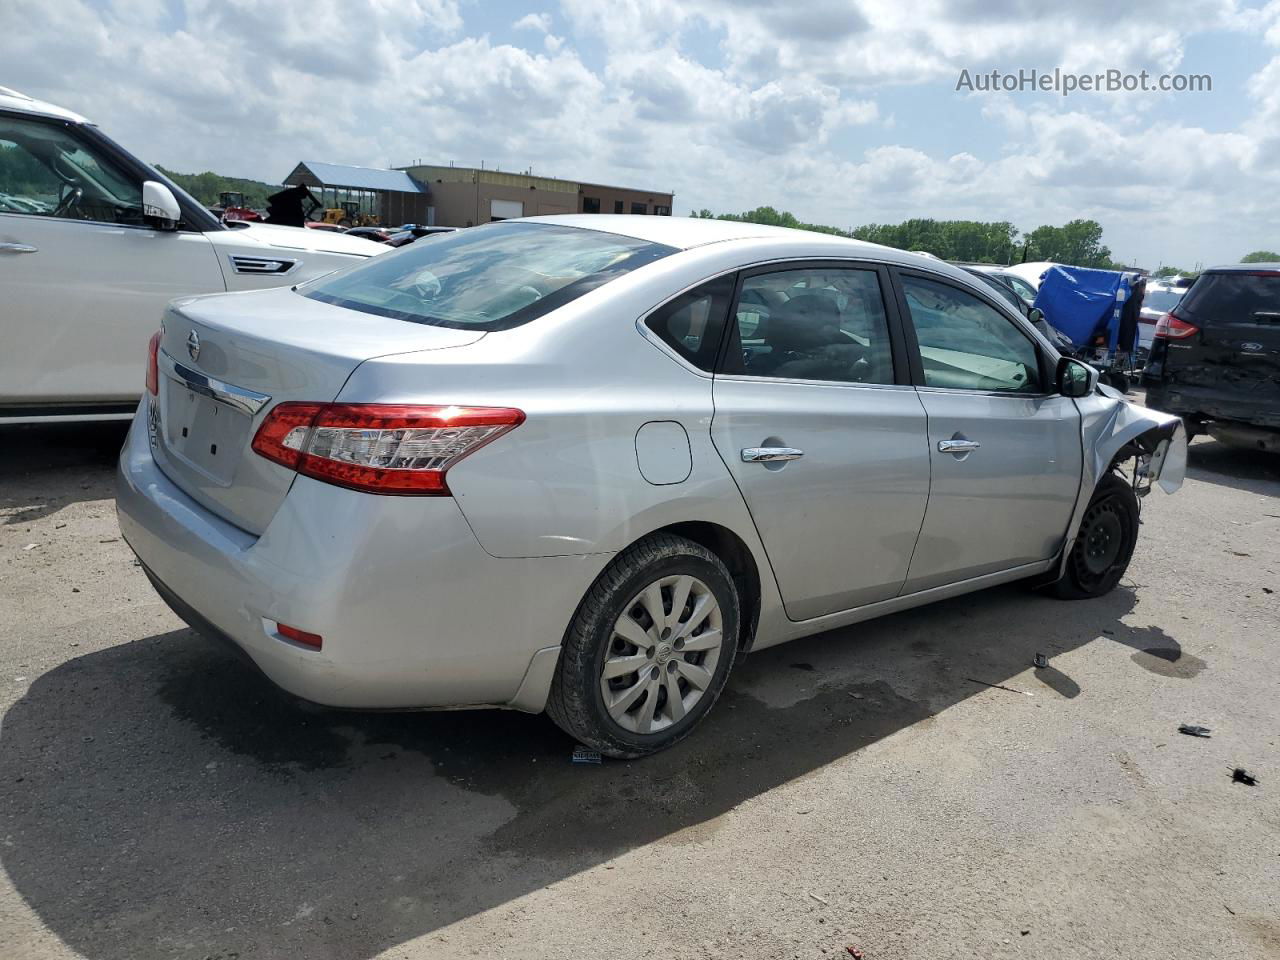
302, 221, 676, 331
1177, 272, 1280, 325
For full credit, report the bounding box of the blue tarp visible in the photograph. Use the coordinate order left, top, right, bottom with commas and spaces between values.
1033, 265, 1132, 351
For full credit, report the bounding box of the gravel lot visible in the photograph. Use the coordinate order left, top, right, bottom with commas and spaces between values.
1, 419, 1277, 960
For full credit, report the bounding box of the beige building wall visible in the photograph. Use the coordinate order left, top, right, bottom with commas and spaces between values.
578, 183, 673, 217
399, 164, 673, 226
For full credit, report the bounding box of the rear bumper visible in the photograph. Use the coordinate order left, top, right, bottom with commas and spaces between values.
1145, 382, 1280, 430
115, 407, 609, 710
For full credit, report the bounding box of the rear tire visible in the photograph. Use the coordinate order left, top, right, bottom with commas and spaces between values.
1049, 473, 1139, 600
546, 533, 740, 759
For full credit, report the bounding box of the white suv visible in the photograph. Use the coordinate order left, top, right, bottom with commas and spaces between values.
0, 87, 387, 423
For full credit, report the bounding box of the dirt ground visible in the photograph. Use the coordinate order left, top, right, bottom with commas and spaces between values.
0, 419, 1277, 960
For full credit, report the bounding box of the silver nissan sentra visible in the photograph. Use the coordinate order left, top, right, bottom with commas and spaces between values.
117, 215, 1186, 757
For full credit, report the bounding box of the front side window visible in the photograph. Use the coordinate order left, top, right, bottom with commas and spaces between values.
644, 274, 736, 372
723, 267, 896, 385
0, 115, 142, 224
303, 221, 676, 331
903, 275, 1042, 392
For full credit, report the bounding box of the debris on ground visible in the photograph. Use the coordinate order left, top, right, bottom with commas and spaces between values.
966, 677, 1032, 696
1230, 768, 1258, 786
1032, 653, 1049, 669
808, 891, 829, 905
571, 746, 602, 764
790, 662, 815, 672
845, 946, 864, 958
1178, 724, 1212, 738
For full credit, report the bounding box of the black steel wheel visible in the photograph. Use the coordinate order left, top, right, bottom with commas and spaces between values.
1050, 473, 1139, 599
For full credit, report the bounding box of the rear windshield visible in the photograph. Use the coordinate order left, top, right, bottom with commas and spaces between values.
301, 221, 676, 331
1178, 272, 1280, 325
1144, 288, 1184, 312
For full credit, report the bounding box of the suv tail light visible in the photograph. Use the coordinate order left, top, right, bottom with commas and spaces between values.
1153, 312, 1200, 340
251, 403, 525, 495
145, 331, 162, 396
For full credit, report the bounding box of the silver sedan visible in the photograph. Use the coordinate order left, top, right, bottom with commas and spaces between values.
116, 216, 1187, 757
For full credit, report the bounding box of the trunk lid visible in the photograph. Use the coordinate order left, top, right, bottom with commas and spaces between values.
152, 286, 484, 534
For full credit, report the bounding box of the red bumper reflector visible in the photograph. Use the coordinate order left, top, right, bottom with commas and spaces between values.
277, 623, 323, 650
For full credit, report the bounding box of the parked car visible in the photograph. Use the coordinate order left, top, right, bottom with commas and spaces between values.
1144, 264, 1280, 451
1002, 260, 1058, 293
396, 224, 459, 238
960, 263, 1038, 306
344, 226, 394, 243
303, 221, 345, 233
959, 266, 1076, 355
383, 230, 418, 248
1136, 281, 1186, 356
117, 216, 1186, 757
0, 87, 387, 424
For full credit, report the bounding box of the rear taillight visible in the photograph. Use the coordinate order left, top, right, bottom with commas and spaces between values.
145, 331, 162, 396
1153, 312, 1200, 340
251, 403, 525, 495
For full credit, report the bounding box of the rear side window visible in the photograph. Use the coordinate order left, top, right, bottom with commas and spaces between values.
303, 221, 676, 331
1177, 272, 1280, 325
644, 274, 735, 371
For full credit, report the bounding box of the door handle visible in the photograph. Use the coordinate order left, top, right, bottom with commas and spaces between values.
742, 446, 804, 463
938, 438, 981, 454
0, 242, 38, 254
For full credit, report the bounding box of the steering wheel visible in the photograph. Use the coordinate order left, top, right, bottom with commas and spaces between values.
52, 185, 84, 219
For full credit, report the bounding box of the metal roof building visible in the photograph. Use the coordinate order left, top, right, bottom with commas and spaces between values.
283, 161, 431, 226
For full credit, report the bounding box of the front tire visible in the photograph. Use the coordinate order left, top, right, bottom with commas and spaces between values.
546, 533, 740, 758
1050, 473, 1139, 599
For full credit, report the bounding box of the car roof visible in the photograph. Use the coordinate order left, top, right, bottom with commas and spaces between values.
524, 214, 963, 275
0, 87, 88, 124
1204, 263, 1280, 273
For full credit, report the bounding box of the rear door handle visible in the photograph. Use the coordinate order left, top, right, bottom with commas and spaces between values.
0, 242, 38, 254
742, 446, 804, 462
938, 439, 981, 454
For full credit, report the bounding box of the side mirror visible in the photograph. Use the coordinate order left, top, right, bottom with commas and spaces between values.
1028, 307, 1046, 325
1057, 357, 1098, 398
142, 181, 181, 230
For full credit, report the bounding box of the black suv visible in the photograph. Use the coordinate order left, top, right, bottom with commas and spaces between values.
1144, 264, 1280, 451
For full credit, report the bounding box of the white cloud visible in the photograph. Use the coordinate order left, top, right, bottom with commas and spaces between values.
513, 12, 552, 32
0, 0, 1276, 266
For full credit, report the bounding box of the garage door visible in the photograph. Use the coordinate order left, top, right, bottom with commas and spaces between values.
490, 199, 524, 221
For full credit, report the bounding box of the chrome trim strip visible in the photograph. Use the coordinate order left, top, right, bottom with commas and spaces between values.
159, 350, 272, 417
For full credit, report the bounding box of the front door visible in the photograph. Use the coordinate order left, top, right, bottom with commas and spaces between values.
0, 111, 222, 408
711, 263, 931, 621
895, 271, 1082, 592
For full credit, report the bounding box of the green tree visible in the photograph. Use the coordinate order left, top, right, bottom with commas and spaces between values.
1025, 219, 1112, 268
155, 165, 279, 209
1240, 250, 1280, 263
1152, 266, 1183, 278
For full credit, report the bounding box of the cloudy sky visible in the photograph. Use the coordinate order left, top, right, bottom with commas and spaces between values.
3, 0, 1278, 268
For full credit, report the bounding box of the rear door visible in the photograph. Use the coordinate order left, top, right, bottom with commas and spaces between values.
894, 270, 1082, 593
0, 111, 224, 410
710, 262, 931, 621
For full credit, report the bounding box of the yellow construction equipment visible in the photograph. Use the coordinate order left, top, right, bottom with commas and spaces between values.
320, 201, 379, 227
